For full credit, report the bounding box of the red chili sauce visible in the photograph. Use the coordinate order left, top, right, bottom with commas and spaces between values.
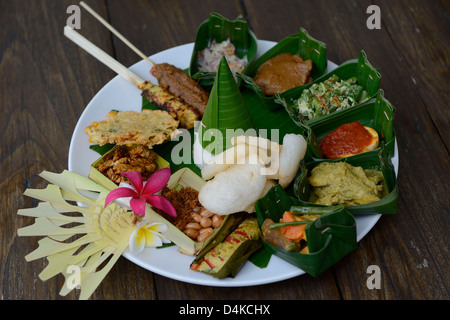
319, 121, 374, 159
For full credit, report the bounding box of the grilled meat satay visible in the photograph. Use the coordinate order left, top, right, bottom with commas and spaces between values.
70, 5, 206, 127
139, 81, 200, 130
151, 63, 209, 115
64, 25, 200, 130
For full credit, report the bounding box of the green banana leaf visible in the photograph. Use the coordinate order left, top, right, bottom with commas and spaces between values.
277, 50, 381, 125
189, 12, 258, 87
294, 147, 398, 215
254, 184, 357, 277
299, 89, 396, 160
240, 28, 327, 111
143, 82, 305, 177
197, 56, 254, 155
190, 216, 262, 278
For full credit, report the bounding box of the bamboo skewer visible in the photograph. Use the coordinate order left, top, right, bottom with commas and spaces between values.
65, 3, 207, 129
77, 2, 209, 119
79, 1, 156, 68
64, 26, 145, 86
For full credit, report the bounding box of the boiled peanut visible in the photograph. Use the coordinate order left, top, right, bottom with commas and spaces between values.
185, 222, 201, 230
199, 227, 213, 234
200, 208, 214, 218
212, 215, 224, 228
191, 212, 202, 223
200, 217, 212, 228
185, 228, 199, 239
197, 227, 214, 242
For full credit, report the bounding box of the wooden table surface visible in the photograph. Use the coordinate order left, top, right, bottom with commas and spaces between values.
1, 0, 448, 301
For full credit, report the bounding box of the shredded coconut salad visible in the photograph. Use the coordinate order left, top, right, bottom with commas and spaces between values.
198, 38, 248, 75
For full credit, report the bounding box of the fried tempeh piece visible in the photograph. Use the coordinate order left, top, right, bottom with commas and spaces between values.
85, 109, 180, 148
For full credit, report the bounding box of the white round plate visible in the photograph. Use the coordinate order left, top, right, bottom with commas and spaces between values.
68, 40, 398, 287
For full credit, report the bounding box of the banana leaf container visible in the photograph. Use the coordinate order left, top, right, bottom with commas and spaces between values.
143, 168, 233, 255
240, 28, 327, 111
254, 184, 357, 277
293, 147, 398, 215
277, 50, 381, 124
188, 12, 258, 87
190, 215, 263, 278
198, 56, 254, 155
300, 89, 396, 160
89, 145, 170, 191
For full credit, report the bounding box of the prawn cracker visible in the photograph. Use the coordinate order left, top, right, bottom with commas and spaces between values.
85, 110, 180, 148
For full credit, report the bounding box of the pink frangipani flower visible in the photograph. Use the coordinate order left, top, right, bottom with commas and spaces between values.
105, 168, 176, 217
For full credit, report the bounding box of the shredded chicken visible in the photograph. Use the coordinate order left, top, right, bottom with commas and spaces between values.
96, 145, 158, 185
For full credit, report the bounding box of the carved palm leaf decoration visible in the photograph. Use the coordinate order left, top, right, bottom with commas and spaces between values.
17, 170, 137, 300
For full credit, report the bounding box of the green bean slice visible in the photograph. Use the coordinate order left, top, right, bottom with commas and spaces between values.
269, 221, 312, 230
289, 204, 345, 215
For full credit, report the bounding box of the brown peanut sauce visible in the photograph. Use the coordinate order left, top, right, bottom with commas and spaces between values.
254, 53, 313, 96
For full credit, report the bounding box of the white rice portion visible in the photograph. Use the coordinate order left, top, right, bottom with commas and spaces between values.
197, 38, 248, 75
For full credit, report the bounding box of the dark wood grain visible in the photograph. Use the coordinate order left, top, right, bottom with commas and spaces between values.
0, 0, 156, 300
1, 0, 448, 301
154, 269, 341, 300
378, 0, 450, 150
107, 0, 246, 68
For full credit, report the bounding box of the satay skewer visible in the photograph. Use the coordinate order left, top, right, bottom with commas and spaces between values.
78, 1, 209, 115
64, 26, 199, 129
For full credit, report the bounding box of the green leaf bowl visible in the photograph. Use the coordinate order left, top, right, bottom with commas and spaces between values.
299, 89, 396, 160
240, 28, 327, 111
277, 50, 381, 124
293, 148, 398, 215
188, 12, 258, 88
254, 184, 357, 277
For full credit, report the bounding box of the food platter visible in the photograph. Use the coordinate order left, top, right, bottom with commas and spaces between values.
68, 40, 398, 287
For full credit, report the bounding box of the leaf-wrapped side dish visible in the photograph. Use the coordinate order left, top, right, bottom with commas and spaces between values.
241, 28, 327, 111
254, 185, 357, 277
197, 56, 254, 155
300, 89, 396, 160
277, 51, 381, 124
89, 144, 170, 191
294, 148, 398, 215
190, 216, 262, 278
189, 12, 258, 87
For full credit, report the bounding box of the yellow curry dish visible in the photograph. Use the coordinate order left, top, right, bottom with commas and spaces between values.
308, 162, 385, 206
